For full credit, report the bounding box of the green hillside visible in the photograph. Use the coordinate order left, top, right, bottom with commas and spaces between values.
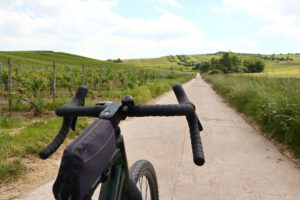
2, 50, 299, 76
124, 52, 300, 76
0, 51, 132, 69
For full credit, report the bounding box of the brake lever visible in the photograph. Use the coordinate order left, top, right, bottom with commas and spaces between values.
197, 117, 203, 131
71, 117, 77, 131
70, 99, 85, 131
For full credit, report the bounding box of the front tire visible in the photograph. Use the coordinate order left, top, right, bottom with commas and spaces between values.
129, 160, 159, 200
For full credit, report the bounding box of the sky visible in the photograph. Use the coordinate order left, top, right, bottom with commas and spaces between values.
0, 0, 300, 59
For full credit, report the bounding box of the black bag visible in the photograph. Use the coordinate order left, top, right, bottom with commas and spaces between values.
53, 119, 116, 200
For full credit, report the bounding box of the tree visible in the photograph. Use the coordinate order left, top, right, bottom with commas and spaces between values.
194, 61, 212, 73
210, 57, 220, 70
243, 58, 265, 73
218, 53, 241, 73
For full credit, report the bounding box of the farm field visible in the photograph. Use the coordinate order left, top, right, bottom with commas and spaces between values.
123, 53, 220, 69
262, 63, 300, 77
250, 54, 300, 77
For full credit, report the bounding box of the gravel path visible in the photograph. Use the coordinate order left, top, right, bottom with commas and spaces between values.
23, 76, 300, 200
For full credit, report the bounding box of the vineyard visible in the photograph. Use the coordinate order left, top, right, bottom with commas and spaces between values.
0, 51, 195, 182
0, 51, 194, 114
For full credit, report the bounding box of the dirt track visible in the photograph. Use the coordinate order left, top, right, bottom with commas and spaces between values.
23, 75, 300, 199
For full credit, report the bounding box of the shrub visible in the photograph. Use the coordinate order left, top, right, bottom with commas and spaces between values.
243, 59, 265, 73
207, 69, 223, 75
194, 61, 212, 73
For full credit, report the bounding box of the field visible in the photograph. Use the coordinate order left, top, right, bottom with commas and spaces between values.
263, 63, 300, 77
202, 53, 300, 157
250, 54, 300, 77
123, 54, 219, 69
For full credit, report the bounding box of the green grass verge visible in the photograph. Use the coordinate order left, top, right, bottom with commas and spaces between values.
0, 116, 26, 129
0, 117, 88, 183
203, 74, 300, 157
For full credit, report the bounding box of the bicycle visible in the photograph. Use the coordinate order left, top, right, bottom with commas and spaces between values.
39, 84, 205, 200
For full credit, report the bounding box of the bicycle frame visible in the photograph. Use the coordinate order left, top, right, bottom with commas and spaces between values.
86, 126, 138, 200
99, 128, 129, 200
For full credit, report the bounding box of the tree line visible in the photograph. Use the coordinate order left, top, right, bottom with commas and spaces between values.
194, 53, 265, 74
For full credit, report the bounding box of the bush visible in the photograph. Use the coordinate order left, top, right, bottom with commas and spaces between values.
218, 53, 241, 73
193, 53, 242, 74
194, 61, 212, 73
243, 59, 265, 73
207, 69, 223, 75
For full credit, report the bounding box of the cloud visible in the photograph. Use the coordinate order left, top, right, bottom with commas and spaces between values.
142, 0, 182, 8
159, 0, 182, 8
212, 0, 300, 41
0, 0, 222, 59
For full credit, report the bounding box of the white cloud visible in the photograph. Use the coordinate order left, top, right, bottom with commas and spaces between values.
142, 0, 182, 8
212, 0, 300, 41
159, 0, 182, 8
0, 0, 222, 59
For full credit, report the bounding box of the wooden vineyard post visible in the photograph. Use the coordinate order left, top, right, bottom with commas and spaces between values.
145, 70, 148, 82
132, 69, 136, 84
0, 62, 3, 92
52, 61, 56, 102
112, 68, 115, 90
82, 64, 85, 86
99, 66, 102, 93
123, 70, 127, 89
8, 58, 12, 112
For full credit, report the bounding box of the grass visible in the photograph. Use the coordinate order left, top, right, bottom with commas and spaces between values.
0, 116, 26, 129
203, 74, 300, 157
0, 51, 130, 69
262, 63, 300, 77
0, 116, 89, 183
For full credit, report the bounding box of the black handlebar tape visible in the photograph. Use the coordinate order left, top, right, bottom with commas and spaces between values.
126, 104, 195, 117
186, 113, 205, 166
56, 104, 194, 117
172, 84, 193, 106
68, 86, 88, 106
56, 106, 105, 117
39, 87, 88, 159
39, 118, 72, 159
172, 84, 205, 166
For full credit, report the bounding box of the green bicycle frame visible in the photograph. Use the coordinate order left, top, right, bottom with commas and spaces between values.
86, 127, 132, 200
99, 134, 130, 200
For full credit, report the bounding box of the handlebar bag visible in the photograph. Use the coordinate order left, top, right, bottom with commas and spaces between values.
53, 119, 116, 200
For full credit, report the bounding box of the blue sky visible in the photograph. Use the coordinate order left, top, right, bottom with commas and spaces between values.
0, 0, 299, 59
